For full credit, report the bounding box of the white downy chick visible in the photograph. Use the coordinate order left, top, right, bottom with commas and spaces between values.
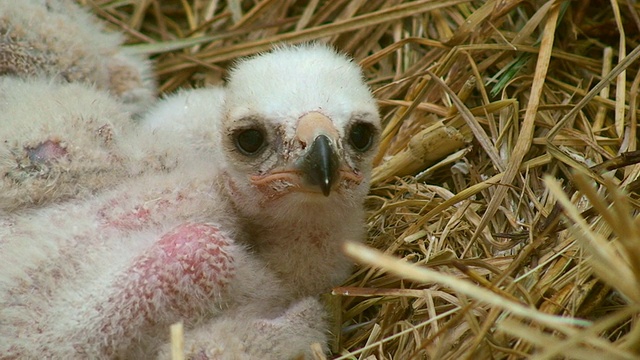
0, 44, 379, 359
0, 77, 135, 211
0, 0, 155, 115
0, 80, 221, 211
158, 44, 381, 359
220, 44, 380, 297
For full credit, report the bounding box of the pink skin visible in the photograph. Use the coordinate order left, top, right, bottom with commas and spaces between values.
26, 139, 68, 163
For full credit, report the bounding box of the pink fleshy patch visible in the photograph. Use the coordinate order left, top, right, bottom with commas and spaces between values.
96, 223, 235, 353
156, 223, 231, 288
26, 139, 67, 163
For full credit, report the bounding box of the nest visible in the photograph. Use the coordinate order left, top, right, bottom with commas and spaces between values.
86, 0, 640, 358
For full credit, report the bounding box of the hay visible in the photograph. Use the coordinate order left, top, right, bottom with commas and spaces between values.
87, 0, 640, 358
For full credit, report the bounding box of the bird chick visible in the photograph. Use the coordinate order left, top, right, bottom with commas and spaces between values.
0, 80, 222, 211
0, 0, 155, 115
164, 44, 382, 358
0, 77, 135, 211
220, 44, 381, 297
0, 44, 379, 359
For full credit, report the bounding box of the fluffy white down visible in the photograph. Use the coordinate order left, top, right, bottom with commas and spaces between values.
0, 0, 155, 115
137, 87, 226, 164
0, 44, 378, 359
226, 44, 378, 138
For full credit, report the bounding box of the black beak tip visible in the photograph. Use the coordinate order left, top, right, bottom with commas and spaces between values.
303, 134, 340, 197
321, 179, 331, 197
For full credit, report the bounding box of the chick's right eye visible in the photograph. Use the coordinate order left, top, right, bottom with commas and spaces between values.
234, 128, 266, 155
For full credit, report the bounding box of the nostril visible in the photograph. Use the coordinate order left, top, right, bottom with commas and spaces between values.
26, 139, 68, 164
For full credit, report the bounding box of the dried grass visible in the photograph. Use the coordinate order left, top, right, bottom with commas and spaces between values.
86, 0, 640, 358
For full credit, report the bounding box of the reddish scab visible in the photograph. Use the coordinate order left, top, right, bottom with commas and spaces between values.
98, 202, 152, 231
97, 196, 174, 231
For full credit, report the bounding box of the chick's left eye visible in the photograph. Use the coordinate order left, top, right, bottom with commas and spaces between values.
234, 128, 266, 155
349, 122, 375, 152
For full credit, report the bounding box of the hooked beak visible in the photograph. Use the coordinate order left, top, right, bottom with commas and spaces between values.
299, 134, 340, 196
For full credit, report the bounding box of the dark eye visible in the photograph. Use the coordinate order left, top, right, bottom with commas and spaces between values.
234, 128, 266, 155
349, 122, 375, 152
